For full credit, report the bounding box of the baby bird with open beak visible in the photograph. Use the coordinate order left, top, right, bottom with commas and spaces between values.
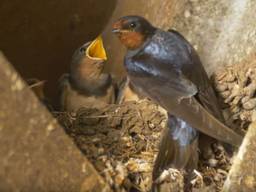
59, 36, 115, 112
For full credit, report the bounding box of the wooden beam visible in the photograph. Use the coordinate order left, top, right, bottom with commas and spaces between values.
0, 52, 111, 192
223, 122, 256, 192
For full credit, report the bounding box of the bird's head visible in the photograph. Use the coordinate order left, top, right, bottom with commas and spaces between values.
70, 36, 107, 81
112, 15, 156, 50
72, 36, 107, 63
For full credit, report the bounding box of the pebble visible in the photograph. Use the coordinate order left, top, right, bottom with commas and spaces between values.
243, 98, 256, 110
208, 158, 218, 167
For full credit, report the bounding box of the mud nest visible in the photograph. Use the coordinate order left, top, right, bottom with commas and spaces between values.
212, 54, 256, 132
58, 100, 166, 191
53, 55, 256, 192
56, 99, 234, 192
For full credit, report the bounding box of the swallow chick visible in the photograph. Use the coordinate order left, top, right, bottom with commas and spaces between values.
112, 15, 243, 184
116, 76, 140, 104
59, 36, 115, 112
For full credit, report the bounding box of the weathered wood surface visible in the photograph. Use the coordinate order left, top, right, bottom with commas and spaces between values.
172, 0, 256, 75
223, 121, 256, 192
0, 52, 111, 192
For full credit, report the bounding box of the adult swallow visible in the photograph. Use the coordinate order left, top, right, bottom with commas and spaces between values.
59, 36, 115, 112
112, 15, 243, 181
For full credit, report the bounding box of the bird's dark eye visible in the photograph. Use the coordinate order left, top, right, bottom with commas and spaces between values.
80, 47, 86, 52
129, 22, 136, 29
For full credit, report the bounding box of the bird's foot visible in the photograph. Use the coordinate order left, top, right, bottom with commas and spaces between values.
155, 168, 182, 184
152, 168, 184, 192
190, 169, 203, 188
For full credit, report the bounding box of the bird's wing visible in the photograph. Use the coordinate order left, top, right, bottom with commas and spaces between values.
58, 73, 71, 111
127, 56, 242, 146
126, 53, 198, 100
116, 76, 130, 104
168, 29, 224, 121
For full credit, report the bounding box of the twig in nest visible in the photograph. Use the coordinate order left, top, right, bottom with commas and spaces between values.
27, 80, 46, 89
52, 111, 77, 120
79, 112, 140, 119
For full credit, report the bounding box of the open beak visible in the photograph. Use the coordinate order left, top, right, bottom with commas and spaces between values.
112, 20, 123, 34
86, 36, 107, 60
112, 28, 121, 34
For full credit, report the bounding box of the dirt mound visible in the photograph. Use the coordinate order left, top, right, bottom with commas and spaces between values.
212, 54, 256, 132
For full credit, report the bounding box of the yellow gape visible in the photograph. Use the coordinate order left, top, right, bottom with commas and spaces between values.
86, 36, 107, 60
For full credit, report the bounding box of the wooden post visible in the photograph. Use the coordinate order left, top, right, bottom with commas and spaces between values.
0, 52, 111, 192
223, 122, 256, 192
